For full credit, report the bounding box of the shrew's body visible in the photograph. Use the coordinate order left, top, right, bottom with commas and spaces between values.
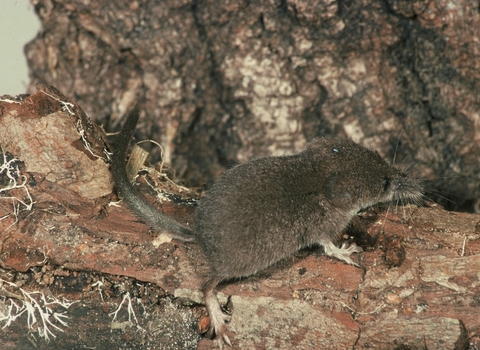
111, 108, 423, 348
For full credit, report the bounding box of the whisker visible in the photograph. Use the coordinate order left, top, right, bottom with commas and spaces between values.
382, 202, 391, 232
391, 130, 403, 167
421, 175, 469, 182
403, 160, 417, 173
423, 191, 458, 205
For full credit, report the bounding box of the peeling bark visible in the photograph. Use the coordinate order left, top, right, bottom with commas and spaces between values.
1, 88, 479, 349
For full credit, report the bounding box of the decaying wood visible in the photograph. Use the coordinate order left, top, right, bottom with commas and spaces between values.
1, 89, 479, 349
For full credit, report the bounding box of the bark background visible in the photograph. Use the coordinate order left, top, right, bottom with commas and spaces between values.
1, 89, 479, 348
25, 0, 480, 211
0, 0, 479, 349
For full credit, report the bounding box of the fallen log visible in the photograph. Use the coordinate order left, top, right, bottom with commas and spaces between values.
0, 87, 478, 349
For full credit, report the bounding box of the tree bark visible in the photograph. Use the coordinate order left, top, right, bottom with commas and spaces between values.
24, 0, 480, 212
2, 0, 480, 348
1, 87, 479, 349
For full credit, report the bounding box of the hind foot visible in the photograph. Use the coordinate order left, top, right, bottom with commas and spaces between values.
203, 279, 233, 348
206, 309, 232, 349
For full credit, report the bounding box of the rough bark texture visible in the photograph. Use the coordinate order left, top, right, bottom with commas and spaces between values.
25, 0, 480, 212
1, 87, 480, 349
3, 0, 480, 348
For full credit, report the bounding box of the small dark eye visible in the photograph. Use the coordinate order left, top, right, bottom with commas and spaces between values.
383, 178, 390, 191
332, 147, 339, 154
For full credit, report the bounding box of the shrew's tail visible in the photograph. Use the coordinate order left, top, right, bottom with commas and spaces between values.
110, 107, 194, 241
